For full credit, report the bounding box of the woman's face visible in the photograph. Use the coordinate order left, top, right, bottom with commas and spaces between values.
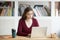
26, 11, 34, 19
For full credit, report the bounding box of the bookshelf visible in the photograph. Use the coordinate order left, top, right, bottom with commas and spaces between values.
18, 1, 51, 17
0, 1, 15, 16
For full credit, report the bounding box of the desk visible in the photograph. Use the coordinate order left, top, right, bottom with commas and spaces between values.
0, 35, 60, 40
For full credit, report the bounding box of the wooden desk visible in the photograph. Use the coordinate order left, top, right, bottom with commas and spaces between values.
0, 35, 60, 40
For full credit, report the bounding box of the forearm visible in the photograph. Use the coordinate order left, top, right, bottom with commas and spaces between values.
17, 32, 28, 36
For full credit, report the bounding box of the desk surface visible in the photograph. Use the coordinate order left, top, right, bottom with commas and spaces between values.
0, 35, 60, 40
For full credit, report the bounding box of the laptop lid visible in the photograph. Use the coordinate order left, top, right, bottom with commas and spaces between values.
31, 27, 47, 38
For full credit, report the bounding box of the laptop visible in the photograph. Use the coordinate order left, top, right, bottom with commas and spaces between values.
31, 27, 47, 38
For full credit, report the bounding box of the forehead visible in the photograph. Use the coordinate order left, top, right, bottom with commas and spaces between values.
27, 11, 34, 14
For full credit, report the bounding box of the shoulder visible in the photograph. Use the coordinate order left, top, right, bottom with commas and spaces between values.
32, 18, 39, 26
19, 18, 24, 22
32, 18, 37, 21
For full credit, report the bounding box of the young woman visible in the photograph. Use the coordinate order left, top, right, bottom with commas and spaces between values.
17, 7, 39, 36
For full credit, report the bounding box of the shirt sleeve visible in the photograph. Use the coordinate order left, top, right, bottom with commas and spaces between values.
34, 19, 39, 27
17, 19, 28, 36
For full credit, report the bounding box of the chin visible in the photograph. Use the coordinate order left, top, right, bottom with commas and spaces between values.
28, 18, 32, 19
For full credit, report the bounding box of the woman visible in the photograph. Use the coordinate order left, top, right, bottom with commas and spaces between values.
17, 7, 39, 36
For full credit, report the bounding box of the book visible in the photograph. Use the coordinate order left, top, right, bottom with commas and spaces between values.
34, 5, 48, 16
1, 8, 7, 16
32, 8, 39, 17
7, 8, 12, 16
12, 8, 14, 16
0, 2, 11, 7
35, 7, 41, 16
4, 8, 8, 16
0, 1, 14, 16
0, 8, 3, 16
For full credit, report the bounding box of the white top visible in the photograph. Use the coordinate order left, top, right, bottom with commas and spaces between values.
25, 19, 32, 28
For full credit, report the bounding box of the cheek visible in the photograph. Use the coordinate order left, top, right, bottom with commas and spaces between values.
26, 15, 29, 18
27, 15, 33, 18
31, 15, 33, 17
29, 15, 33, 18
27, 15, 31, 18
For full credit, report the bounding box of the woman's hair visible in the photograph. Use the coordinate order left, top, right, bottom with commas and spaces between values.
22, 7, 33, 20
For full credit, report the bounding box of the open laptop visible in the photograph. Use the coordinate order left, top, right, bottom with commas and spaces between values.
31, 27, 47, 38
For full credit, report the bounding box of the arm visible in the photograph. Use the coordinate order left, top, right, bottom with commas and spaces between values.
34, 19, 39, 26
17, 19, 28, 36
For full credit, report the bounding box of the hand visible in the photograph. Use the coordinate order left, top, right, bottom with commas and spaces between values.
28, 34, 31, 36
28, 34, 31, 37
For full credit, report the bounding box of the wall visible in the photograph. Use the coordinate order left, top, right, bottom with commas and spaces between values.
0, 17, 60, 37
0, 17, 52, 35
51, 17, 60, 37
